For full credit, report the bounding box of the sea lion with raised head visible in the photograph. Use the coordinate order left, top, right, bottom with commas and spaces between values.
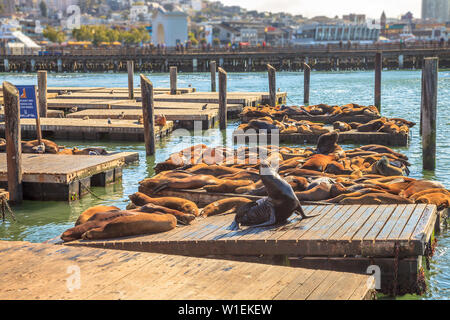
230, 162, 316, 229
316, 130, 339, 155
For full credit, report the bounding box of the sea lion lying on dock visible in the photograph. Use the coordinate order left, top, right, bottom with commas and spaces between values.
129, 192, 199, 216
133, 203, 195, 225
82, 213, 177, 240
338, 193, 414, 205
75, 205, 121, 226
63, 210, 135, 242
22, 139, 59, 154
202, 198, 253, 217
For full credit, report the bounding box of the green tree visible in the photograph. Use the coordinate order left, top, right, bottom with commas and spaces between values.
43, 26, 66, 44
39, 1, 47, 17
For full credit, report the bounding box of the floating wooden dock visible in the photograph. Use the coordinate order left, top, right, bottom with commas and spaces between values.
47, 87, 196, 94
153, 92, 287, 106
0, 241, 375, 300
68, 204, 438, 294
0, 152, 138, 201
233, 128, 409, 147
0, 118, 174, 141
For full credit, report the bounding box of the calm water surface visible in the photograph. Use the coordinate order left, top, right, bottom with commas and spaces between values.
0, 70, 448, 299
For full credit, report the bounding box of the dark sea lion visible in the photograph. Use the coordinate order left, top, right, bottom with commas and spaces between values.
373, 157, 405, 176
82, 213, 177, 240
202, 198, 253, 217
75, 205, 121, 226
316, 130, 339, 155
248, 119, 279, 132
129, 192, 199, 216
231, 162, 315, 229
339, 193, 413, 205
139, 175, 221, 193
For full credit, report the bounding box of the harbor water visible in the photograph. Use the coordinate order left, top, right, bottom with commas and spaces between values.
0, 70, 449, 299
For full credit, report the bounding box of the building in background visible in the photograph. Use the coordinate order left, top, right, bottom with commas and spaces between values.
422, 0, 450, 22
2, 0, 16, 15
152, 5, 188, 46
0, 20, 41, 54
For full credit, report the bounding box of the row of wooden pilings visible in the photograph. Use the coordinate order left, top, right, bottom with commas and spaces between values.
1, 55, 439, 203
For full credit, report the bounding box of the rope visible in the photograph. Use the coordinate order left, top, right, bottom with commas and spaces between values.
79, 180, 108, 201
1, 195, 16, 222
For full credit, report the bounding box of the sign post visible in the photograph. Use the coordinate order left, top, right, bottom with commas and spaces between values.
16, 85, 42, 143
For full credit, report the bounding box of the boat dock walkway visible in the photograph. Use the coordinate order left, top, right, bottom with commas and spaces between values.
0, 241, 375, 300
68, 204, 438, 294
0, 118, 174, 141
0, 152, 138, 201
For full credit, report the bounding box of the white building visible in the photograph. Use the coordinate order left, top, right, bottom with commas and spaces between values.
130, 5, 149, 21
152, 6, 188, 46
0, 21, 41, 54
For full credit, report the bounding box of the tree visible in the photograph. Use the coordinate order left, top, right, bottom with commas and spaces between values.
43, 26, 66, 44
39, 1, 47, 18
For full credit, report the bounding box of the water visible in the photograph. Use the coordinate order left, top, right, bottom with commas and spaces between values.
0, 70, 449, 299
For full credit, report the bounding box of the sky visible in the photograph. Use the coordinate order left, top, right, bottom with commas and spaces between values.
219, 0, 422, 19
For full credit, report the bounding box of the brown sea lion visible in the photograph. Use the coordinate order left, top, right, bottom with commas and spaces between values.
129, 192, 199, 216
333, 121, 352, 132
186, 165, 242, 176
82, 213, 177, 240
134, 203, 195, 225
203, 180, 253, 193
295, 182, 332, 201
234, 180, 264, 194
155, 115, 167, 127
284, 176, 309, 192
339, 193, 413, 205
22, 139, 59, 154
139, 175, 221, 193
75, 205, 121, 226
202, 198, 253, 217
316, 130, 339, 155
357, 118, 386, 132
400, 180, 445, 198
415, 193, 450, 210
409, 188, 450, 201
73, 147, 108, 155
63, 210, 136, 242
302, 154, 336, 172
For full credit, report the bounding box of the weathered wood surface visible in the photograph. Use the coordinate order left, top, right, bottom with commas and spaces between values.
141, 74, 156, 156
38, 70, 47, 118
0, 152, 137, 184
0, 118, 174, 141
374, 52, 382, 111
267, 64, 276, 107
218, 67, 227, 130
66, 108, 218, 121
233, 129, 409, 146
304, 63, 311, 105
68, 204, 437, 258
2, 81, 22, 203
0, 241, 375, 300
47, 87, 195, 94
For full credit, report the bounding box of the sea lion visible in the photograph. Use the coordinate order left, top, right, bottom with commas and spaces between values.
22, 139, 59, 154
62, 211, 137, 242
295, 182, 332, 201
338, 193, 413, 205
368, 157, 405, 176
75, 205, 121, 226
333, 121, 352, 132
409, 188, 450, 201
72, 147, 108, 155
201, 198, 253, 217
134, 203, 195, 225
399, 180, 445, 198
82, 213, 177, 240
415, 193, 450, 210
357, 118, 386, 132
231, 162, 313, 229
155, 115, 167, 127
139, 175, 221, 194
203, 179, 253, 193
316, 130, 339, 155
129, 192, 199, 216
302, 154, 336, 172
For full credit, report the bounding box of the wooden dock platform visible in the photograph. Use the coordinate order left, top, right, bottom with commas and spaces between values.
153, 92, 287, 106
0, 152, 138, 201
0, 241, 375, 300
47, 87, 196, 94
68, 204, 438, 294
233, 128, 409, 147
0, 118, 174, 141
241, 113, 380, 125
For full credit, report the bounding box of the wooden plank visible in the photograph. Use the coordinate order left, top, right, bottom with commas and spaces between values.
399, 204, 428, 240
0, 241, 374, 300
376, 204, 407, 240
362, 205, 397, 242
387, 204, 417, 239
320, 205, 361, 240
287, 270, 332, 300
410, 205, 437, 242
330, 205, 375, 240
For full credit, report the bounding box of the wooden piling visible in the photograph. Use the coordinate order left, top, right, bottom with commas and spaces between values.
37, 70, 47, 118
210, 61, 216, 92
170, 66, 177, 95
304, 63, 311, 105
421, 57, 438, 171
2, 82, 23, 203
218, 67, 227, 130
34, 86, 42, 144
375, 52, 382, 111
127, 61, 134, 100
267, 64, 276, 106
140, 74, 156, 156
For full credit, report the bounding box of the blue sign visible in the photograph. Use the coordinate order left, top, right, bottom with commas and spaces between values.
16, 85, 38, 119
